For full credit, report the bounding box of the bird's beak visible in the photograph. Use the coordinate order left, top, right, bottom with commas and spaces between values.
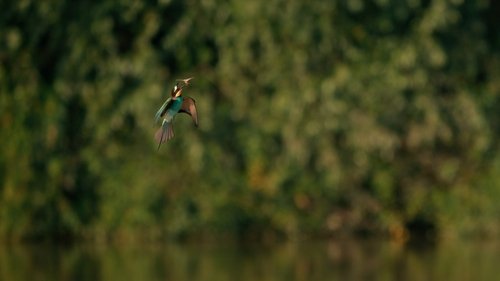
177, 77, 194, 85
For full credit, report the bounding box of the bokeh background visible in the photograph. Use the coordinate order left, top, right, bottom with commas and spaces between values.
1, 0, 499, 243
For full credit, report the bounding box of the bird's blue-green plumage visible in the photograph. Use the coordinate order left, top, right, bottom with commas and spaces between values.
155, 96, 184, 149
155, 96, 184, 124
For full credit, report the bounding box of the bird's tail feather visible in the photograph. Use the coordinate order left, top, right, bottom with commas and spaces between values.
155, 121, 174, 150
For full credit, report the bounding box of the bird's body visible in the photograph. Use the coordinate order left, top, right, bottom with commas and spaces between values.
155, 78, 198, 150
157, 96, 184, 123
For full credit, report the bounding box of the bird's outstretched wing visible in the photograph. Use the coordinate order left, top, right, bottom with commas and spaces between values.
155, 97, 173, 124
179, 97, 198, 127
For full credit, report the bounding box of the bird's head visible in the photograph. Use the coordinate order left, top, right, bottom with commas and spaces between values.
172, 82, 183, 98
171, 77, 193, 98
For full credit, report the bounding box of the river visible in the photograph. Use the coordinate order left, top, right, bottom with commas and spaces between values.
1, 239, 499, 281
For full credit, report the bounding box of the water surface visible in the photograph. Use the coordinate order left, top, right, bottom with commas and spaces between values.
1, 239, 499, 281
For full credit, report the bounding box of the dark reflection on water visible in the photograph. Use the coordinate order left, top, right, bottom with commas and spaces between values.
1, 239, 499, 281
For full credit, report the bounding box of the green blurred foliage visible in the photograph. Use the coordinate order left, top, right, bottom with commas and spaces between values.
0, 0, 499, 241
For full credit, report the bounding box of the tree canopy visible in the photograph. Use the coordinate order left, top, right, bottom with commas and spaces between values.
1, 0, 499, 241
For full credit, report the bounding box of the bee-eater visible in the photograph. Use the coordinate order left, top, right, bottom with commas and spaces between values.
155, 77, 198, 150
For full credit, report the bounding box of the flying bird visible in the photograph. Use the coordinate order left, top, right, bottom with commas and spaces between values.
155, 77, 198, 150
